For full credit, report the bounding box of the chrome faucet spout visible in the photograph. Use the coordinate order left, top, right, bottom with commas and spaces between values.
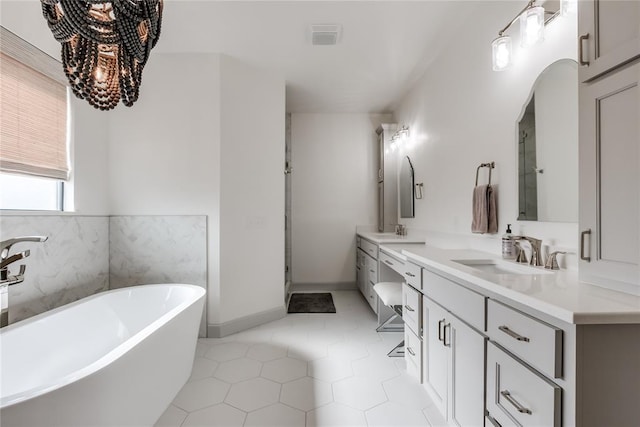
0, 249, 30, 270
1, 236, 47, 259
518, 236, 543, 267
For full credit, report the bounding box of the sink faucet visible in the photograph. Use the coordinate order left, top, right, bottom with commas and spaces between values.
394, 224, 407, 236
517, 236, 543, 267
1, 236, 48, 327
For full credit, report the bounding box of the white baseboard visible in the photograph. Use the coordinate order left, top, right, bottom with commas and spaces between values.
207, 305, 286, 338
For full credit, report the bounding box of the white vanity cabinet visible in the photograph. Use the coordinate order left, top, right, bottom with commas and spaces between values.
578, 60, 639, 294
578, 0, 640, 294
578, 0, 640, 82
422, 296, 486, 426
419, 266, 486, 427
356, 237, 379, 313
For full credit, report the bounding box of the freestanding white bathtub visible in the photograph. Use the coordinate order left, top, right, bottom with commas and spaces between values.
0, 284, 205, 427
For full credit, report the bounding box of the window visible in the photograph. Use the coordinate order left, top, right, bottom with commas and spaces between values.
0, 26, 70, 211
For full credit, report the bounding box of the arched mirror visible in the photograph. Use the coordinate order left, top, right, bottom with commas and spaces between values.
517, 59, 578, 222
400, 156, 415, 218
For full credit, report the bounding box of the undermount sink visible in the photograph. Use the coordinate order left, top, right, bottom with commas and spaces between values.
452, 259, 552, 275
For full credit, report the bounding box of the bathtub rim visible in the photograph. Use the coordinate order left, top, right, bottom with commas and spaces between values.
0, 283, 206, 409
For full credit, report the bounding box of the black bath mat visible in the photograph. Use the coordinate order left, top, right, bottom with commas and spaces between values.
287, 293, 336, 314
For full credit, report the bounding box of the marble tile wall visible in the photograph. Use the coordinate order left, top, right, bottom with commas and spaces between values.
109, 215, 207, 336
1, 215, 208, 334
0, 215, 109, 323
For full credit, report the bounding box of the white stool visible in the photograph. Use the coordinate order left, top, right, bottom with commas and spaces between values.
373, 282, 404, 357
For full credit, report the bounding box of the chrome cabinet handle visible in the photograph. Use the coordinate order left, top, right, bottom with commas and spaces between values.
405, 272, 415, 277
580, 229, 591, 262
500, 390, 532, 414
579, 33, 590, 66
384, 260, 393, 266
407, 346, 416, 356
498, 325, 530, 342
443, 323, 451, 347
404, 304, 415, 312
438, 319, 445, 342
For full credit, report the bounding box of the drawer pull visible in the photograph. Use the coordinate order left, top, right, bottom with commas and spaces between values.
404, 304, 415, 312
500, 390, 532, 415
384, 260, 394, 266
405, 272, 416, 277
443, 323, 451, 347
407, 346, 416, 356
438, 319, 445, 342
498, 325, 530, 342
578, 33, 590, 66
580, 229, 591, 262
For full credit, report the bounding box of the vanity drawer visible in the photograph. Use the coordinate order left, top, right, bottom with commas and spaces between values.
365, 253, 378, 284
404, 327, 422, 381
403, 261, 422, 291
360, 239, 378, 259
422, 268, 485, 332
379, 251, 404, 276
486, 342, 561, 427
487, 299, 562, 379
402, 283, 421, 335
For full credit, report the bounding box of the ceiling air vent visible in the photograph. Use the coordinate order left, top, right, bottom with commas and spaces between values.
310, 24, 342, 46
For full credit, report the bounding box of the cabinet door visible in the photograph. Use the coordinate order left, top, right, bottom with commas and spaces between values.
578, 0, 640, 82
422, 297, 448, 417
449, 316, 486, 427
579, 61, 639, 293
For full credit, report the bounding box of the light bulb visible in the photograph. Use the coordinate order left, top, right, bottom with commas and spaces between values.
561, 0, 577, 16
492, 36, 512, 71
520, 5, 545, 47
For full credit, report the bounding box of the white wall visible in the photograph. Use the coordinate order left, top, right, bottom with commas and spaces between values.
108, 53, 285, 330
291, 113, 391, 285
393, 3, 579, 265
218, 56, 285, 323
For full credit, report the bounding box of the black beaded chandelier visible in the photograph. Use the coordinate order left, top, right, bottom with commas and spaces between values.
41, 0, 163, 110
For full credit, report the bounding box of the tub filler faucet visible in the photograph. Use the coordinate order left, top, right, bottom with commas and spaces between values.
1, 236, 48, 327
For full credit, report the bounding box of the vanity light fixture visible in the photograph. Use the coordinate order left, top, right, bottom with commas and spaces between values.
40, 0, 163, 110
520, 4, 545, 47
560, 0, 577, 16
389, 125, 410, 151
492, 0, 566, 71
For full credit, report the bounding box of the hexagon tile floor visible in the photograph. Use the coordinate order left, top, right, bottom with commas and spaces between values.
155, 291, 446, 427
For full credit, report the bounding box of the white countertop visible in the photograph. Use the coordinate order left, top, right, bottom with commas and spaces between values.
385, 244, 640, 325
358, 231, 426, 244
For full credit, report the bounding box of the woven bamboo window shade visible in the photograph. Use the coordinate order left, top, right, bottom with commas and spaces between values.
1, 26, 69, 180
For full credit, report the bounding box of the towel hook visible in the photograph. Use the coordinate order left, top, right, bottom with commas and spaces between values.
475, 162, 495, 186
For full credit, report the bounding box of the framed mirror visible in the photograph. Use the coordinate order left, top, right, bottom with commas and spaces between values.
517, 59, 578, 222
400, 156, 415, 218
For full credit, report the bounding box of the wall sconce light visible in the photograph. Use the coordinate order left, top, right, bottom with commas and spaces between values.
560, 0, 577, 16
491, 0, 565, 71
390, 125, 410, 151
40, 0, 163, 110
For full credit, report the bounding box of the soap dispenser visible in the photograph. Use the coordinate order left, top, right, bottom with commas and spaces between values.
502, 224, 516, 259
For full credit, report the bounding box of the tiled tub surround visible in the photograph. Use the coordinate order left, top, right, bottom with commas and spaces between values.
109, 216, 207, 290
0, 215, 109, 323
110, 215, 208, 337
0, 215, 207, 335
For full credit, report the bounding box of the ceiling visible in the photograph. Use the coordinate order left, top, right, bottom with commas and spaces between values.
1, 1, 478, 113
